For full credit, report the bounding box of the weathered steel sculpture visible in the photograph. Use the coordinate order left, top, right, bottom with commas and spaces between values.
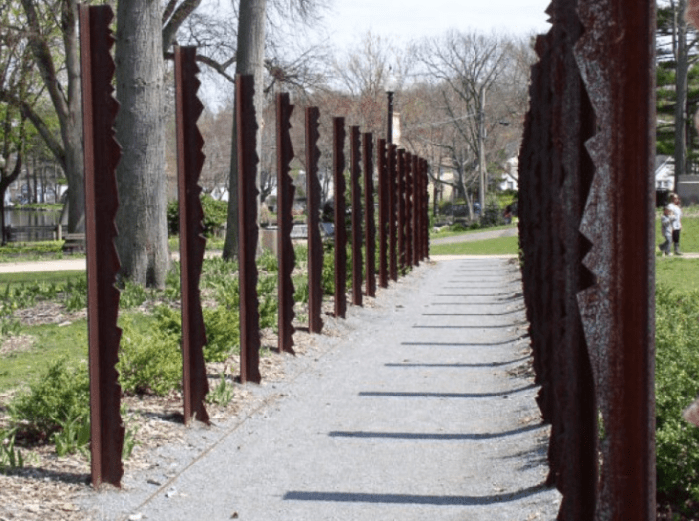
79, 4, 124, 488
363, 133, 376, 297
519, 0, 655, 518
236, 75, 262, 383
333, 118, 347, 318
174, 45, 210, 425
350, 126, 363, 307
306, 107, 324, 333
276, 93, 296, 354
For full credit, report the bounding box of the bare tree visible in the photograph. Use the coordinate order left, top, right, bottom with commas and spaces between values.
413, 30, 509, 214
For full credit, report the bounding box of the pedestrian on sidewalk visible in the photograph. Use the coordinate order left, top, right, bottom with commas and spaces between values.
659, 205, 675, 256
668, 193, 683, 255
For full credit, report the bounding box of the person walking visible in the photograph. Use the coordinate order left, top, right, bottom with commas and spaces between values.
668, 193, 683, 255
659, 205, 675, 256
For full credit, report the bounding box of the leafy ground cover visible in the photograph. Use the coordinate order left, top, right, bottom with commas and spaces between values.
0, 246, 312, 468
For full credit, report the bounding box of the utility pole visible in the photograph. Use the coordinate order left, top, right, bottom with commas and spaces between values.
478, 87, 486, 216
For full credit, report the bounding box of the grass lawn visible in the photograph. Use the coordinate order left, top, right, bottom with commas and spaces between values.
0, 270, 84, 288
0, 320, 88, 392
430, 223, 518, 240
430, 235, 519, 255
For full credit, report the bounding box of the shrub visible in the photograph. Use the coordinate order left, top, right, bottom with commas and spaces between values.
655, 285, 699, 501
8, 358, 90, 443
117, 314, 182, 396
167, 194, 227, 238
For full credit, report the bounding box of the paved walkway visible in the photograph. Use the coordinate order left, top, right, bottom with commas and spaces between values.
83, 257, 561, 520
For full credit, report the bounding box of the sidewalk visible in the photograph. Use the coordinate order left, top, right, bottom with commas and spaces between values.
82, 257, 561, 521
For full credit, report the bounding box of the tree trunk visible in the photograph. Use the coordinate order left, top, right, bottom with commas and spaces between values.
222, 0, 267, 260
115, 0, 170, 288
675, 0, 688, 186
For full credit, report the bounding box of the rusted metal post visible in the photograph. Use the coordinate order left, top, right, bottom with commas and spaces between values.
333, 118, 347, 318
412, 154, 420, 266
350, 126, 363, 307
79, 4, 124, 488
276, 93, 296, 354
404, 151, 413, 270
236, 75, 262, 384
397, 149, 406, 272
305, 107, 323, 334
575, 0, 656, 517
174, 45, 210, 426
363, 133, 376, 297
377, 139, 388, 288
423, 159, 430, 260
388, 144, 398, 281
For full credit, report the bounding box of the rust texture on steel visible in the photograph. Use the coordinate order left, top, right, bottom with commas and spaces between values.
404, 151, 413, 270
174, 46, 210, 425
575, 0, 656, 516
79, 4, 124, 488
363, 133, 376, 297
276, 93, 296, 354
305, 107, 323, 334
333, 117, 347, 318
236, 75, 262, 383
518, 0, 655, 518
350, 126, 363, 307
411, 154, 420, 266
418, 158, 427, 261
397, 149, 406, 271
377, 139, 388, 288
388, 144, 398, 281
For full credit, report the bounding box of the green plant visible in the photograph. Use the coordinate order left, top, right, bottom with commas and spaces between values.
321, 242, 335, 295
168, 194, 228, 238
655, 285, 699, 501
63, 276, 88, 311
52, 414, 90, 458
258, 274, 278, 331
203, 304, 240, 362
117, 315, 182, 396
207, 369, 234, 406
8, 358, 90, 443
293, 274, 309, 304
258, 249, 278, 273
119, 279, 149, 309
0, 428, 24, 471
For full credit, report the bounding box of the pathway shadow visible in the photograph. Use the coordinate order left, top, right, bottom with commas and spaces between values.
284, 482, 552, 505
328, 423, 545, 441
385, 356, 530, 368
358, 383, 537, 399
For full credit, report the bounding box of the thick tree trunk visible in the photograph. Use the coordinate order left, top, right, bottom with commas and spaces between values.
222, 0, 267, 260
115, 0, 170, 287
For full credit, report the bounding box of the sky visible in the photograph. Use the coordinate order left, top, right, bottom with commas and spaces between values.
322, 0, 552, 49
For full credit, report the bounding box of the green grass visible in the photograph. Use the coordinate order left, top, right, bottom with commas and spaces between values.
0, 320, 88, 392
430, 235, 519, 255
656, 258, 699, 291
430, 223, 518, 240
0, 271, 84, 288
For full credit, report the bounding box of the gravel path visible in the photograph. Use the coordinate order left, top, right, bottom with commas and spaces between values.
80, 257, 561, 521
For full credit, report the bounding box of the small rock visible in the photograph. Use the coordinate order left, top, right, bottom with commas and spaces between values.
128, 514, 145, 521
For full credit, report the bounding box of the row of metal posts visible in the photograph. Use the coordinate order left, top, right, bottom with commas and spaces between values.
79, 4, 429, 489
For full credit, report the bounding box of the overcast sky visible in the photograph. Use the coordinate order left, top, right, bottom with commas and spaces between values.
323, 0, 552, 49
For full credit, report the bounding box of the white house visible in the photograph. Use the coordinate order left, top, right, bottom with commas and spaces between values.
498, 157, 519, 191
655, 155, 675, 191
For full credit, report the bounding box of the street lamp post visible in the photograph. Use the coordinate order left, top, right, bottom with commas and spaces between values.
385, 70, 397, 144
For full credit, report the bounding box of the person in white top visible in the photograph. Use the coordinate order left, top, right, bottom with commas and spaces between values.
667, 193, 683, 255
